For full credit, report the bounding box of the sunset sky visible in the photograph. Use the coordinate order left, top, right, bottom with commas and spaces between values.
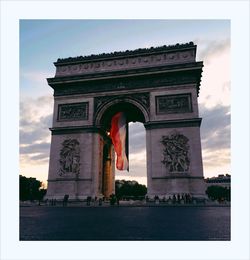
20, 20, 230, 186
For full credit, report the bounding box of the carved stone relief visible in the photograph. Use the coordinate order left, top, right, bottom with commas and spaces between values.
161, 131, 190, 172
58, 102, 88, 121
156, 94, 192, 114
55, 48, 196, 77
59, 139, 81, 176
94, 92, 150, 115
52, 72, 200, 97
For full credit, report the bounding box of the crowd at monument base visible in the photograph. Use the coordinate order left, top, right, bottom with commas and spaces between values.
27, 192, 230, 208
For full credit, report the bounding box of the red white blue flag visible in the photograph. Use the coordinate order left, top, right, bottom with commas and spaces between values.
110, 112, 129, 171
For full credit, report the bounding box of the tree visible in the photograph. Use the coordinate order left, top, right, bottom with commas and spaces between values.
19, 175, 47, 201
115, 180, 147, 199
206, 185, 230, 201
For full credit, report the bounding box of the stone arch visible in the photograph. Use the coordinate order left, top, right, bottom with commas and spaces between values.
94, 97, 149, 198
94, 97, 150, 128
46, 43, 206, 201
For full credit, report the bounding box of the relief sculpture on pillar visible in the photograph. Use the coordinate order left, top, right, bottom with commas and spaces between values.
161, 131, 190, 172
59, 139, 81, 176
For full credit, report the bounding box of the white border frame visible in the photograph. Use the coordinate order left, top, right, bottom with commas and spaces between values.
1, 1, 249, 260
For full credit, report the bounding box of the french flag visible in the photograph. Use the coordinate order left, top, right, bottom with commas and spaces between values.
110, 112, 129, 171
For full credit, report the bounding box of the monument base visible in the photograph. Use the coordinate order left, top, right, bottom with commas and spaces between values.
147, 177, 207, 200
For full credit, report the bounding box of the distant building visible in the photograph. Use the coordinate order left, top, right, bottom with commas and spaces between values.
205, 174, 231, 189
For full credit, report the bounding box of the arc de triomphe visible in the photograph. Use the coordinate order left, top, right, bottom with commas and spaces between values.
46, 42, 206, 200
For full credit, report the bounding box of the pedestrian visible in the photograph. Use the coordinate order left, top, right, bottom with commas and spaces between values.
185, 193, 188, 204
87, 196, 91, 206
177, 194, 181, 204
173, 194, 176, 204
63, 195, 69, 206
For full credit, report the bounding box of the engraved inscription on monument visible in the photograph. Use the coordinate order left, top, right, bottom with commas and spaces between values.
59, 139, 81, 176
161, 131, 190, 173
156, 94, 192, 114
58, 102, 88, 121
94, 92, 150, 115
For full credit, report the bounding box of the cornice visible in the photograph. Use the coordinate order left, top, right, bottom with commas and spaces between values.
47, 43, 203, 98
48, 62, 203, 85
50, 67, 202, 97
152, 176, 204, 180
144, 118, 202, 129
53, 43, 198, 77
50, 126, 100, 135
55, 42, 195, 65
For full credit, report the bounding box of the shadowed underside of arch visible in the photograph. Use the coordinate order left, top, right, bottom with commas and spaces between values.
95, 98, 149, 130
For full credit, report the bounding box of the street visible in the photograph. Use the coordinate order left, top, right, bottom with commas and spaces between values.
20, 205, 230, 240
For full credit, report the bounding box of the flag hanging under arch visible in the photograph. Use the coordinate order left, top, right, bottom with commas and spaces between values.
110, 112, 129, 171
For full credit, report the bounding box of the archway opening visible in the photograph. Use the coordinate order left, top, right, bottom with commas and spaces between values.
99, 101, 146, 131
115, 121, 147, 196
98, 101, 147, 198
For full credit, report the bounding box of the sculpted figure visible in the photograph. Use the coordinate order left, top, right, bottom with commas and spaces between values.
59, 139, 80, 176
161, 131, 190, 172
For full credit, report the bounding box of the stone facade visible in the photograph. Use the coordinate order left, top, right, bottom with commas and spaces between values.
46, 42, 206, 200
54, 42, 196, 77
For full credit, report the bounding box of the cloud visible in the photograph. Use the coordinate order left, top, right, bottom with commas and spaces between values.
202, 149, 230, 167
202, 148, 230, 177
20, 128, 49, 145
202, 125, 230, 151
193, 37, 230, 108
196, 38, 230, 63
129, 122, 146, 154
199, 104, 230, 176
20, 113, 52, 143
20, 70, 54, 83
20, 96, 53, 129
30, 153, 49, 162
116, 166, 147, 178
116, 151, 147, 178
199, 60, 230, 108
20, 142, 51, 155
20, 95, 53, 167
200, 104, 230, 151
20, 70, 54, 99
20, 96, 53, 122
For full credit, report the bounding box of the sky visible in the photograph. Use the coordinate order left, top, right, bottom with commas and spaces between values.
19, 20, 230, 186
